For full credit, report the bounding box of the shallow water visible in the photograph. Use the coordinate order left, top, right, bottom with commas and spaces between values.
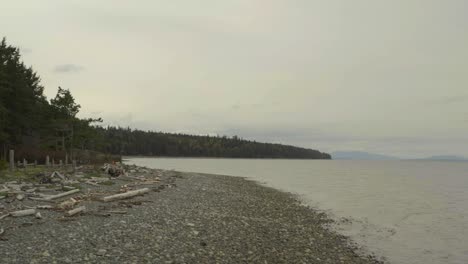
125, 158, 468, 264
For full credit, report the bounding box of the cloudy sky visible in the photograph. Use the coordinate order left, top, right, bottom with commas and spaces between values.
1, 0, 467, 158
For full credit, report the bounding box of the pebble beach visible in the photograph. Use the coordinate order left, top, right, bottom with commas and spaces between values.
0, 166, 382, 263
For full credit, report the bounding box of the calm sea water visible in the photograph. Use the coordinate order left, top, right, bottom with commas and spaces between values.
125, 157, 468, 264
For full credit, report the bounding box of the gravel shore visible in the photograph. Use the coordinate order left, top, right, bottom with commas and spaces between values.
0, 168, 383, 264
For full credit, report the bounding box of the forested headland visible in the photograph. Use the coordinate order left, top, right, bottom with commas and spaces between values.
0, 38, 331, 163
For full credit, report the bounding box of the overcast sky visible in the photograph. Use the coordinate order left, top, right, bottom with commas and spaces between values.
1, 0, 467, 158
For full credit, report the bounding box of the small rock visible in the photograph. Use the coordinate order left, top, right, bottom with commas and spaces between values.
124, 242, 133, 249
186, 223, 195, 227
16, 194, 25, 201
97, 249, 107, 256
193, 230, 200, 236
35, 212, 42, 219
42, 251, 50, 257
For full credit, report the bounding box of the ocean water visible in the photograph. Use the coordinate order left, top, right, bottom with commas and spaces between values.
124, 157, 468, 264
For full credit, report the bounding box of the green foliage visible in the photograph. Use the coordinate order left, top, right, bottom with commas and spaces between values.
50, 87, 80, 118
0, 37, 101, 160
89, 127, 331, 159
0, 167, 42, 183
0, 37, 49, 147
0, 159, 7, 171
98, 180, 115, 186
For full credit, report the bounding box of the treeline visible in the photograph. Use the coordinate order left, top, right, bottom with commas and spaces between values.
87, 127, 331, 159
0, 37, 331, 161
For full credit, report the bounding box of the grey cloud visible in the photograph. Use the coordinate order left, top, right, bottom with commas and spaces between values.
431, 95, 468, 105
54, 64, 85, 73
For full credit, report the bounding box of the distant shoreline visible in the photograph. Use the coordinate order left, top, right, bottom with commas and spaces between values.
123, 155, 333, 160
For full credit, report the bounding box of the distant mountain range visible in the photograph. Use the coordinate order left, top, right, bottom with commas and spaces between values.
331, 151, 398, 160
424, 155, 467, 161
331, 151, 467, 161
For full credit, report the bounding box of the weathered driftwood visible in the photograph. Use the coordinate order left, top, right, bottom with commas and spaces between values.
51, 171, 66, 180
102, 188, 150, 202
38, 189, 80, 201
66, 206, 85, 217
102, 163, 126, 177
62, 186, 75, 191
58, 198, 77, 210
10, 209, 36, 217
26, 188, 36, 193
29, 197, 56, 203
0, 214, 10, 220
84, 181, 99, 186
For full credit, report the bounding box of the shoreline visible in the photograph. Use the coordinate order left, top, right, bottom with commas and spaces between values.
0, 165, 382, 263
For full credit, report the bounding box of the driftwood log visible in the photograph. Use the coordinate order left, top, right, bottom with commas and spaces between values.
10, 209, 36, 217
66, 206, 86, 217
0, 214, 9, 220
103, 188, 150, 202
31, 189, 80, 201
58, 198, 77, 210
51, 171, 66, 180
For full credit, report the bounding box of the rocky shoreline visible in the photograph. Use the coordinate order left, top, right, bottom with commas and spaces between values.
0, 165, 383, 263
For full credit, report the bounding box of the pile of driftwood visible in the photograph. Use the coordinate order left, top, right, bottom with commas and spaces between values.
0, 164, 159, 235
102, 163, 126, 177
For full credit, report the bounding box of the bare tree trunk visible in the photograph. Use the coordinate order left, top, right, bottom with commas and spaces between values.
70, 124, 74, 161
9, 149, 14, 171
2, 144, 6, 161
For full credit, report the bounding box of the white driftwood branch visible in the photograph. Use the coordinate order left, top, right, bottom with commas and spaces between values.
40, 189, 80, 201
10, 209, 36, 217
102, 188, 150, 202
51, 171, 66, 180
66, 206, 86, 217
0, 214, 10, 220
58, 198, 77, 210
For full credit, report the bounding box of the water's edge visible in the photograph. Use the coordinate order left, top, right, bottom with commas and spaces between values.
125, 157, 468, 264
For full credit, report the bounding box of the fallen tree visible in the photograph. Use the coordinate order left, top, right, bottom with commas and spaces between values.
102, 188, 150, 202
